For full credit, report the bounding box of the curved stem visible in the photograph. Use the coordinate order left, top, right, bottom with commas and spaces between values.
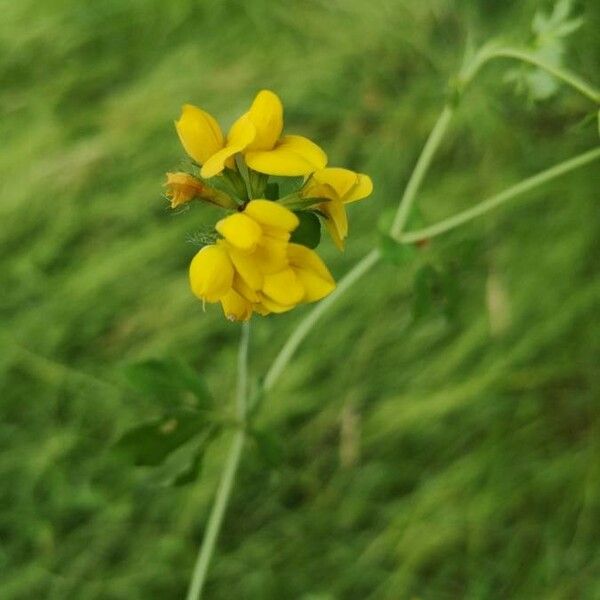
263, 248, 380, 392
491, 48, 600, 104
186, 321, 250, 600
400, 146, 600, 244
390, 105, 455, 237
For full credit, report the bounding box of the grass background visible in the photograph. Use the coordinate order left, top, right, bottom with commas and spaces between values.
1, 0, 599, 598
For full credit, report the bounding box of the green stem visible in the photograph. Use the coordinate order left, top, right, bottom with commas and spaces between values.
400, 146, 600, 244
186, 321, 250, 600
263, 248, 380, 392
484, 47, 600, 104
390, 105, 455, 237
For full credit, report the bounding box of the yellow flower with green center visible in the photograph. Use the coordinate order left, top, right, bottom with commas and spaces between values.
176, 90, 328, 180
302, 167, 373, 250
188, 200, 335, 321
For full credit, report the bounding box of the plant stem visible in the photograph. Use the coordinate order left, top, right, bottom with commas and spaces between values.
263, 248, 380, 392
484, 47, 600, 104
186, 321, 250, 600
399, 146, 600, 244
390, 105, 455, 237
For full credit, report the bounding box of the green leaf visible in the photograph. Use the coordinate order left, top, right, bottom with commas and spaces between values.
123, 358, 212, 409
290, 211, 321, 249
114, 411, 207, 466
162, 429, 216, 486
264, 182, 279, 200
379, 234, 417, 266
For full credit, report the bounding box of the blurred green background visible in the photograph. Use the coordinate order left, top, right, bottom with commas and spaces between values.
1, 0, 599, 598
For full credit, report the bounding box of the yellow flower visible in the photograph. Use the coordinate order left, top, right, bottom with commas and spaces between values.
301, 167, 373, 250
189, 243, 234, 303
188, 200, 336, 321
175, 90, 327, 180
164, 172, 236, 209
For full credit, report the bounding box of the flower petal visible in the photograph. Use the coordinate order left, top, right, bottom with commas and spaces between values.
175, 105, 224, 165
189, 244, 233, 302
201, 115, 256, 178
320, 199, 348, 250
220, 288, 252, 321
244, 200, 299, 232
216, 213, 263, 252
245, 90, 283, 151
345, 173, 373, 204
288, 243, 336, 302
311, 168, 358, 198
245, 135, 327, 176
226, 245, 264, 291
262, 268, 304, 305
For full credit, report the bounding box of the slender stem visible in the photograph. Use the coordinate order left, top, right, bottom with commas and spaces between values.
186, 321, 250, 600
263, 248, 380, 392
484, 47, 600, 104
390, 105, 455, 237
400, 146, 600, 244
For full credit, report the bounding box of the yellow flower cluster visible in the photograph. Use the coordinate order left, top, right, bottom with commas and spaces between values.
165, 89, 373, 321
190, 200, 335, 321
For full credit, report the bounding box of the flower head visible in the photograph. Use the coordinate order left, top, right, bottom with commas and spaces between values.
302, 167, 373, 250
188, 200, 335, 321
175, 90, 327, 179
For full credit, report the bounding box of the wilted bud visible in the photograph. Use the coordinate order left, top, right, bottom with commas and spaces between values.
164, 172, 236, 209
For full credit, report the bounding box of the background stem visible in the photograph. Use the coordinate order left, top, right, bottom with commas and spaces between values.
186, 322, 250, 600
400, 146, 600, 243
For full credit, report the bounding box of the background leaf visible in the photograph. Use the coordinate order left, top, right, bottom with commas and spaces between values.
290, 210, 322, 249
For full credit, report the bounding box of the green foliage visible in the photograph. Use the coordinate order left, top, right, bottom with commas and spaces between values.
290, 210, 322, 248
114, 410, 207, 467
1, 0, 599, 598
506, 0, 583, 101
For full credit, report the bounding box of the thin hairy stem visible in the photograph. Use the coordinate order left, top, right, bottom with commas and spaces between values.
186, 322, 250, 600
400, 146, 600, 244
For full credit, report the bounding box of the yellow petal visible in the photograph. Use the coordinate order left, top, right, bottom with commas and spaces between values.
244, 200, 299, 232
262, 268, 304, 306
320, 199, 348, 250
245, 90, 283, 151
220, 288, 253, 321
216, 213, 263, 252
253, 236, 289, 274
324, 217, 345, 251
175, 105, 224, 165
256, 293, 296, 314
226, 245, 264, 290
201, 115, 256, 179
288, 244, 336, 299
245, 135, 327, 176
345, 173, 373, 204
233, 275, 260, 303
189, 244, 233, 303
287, 243, 335, 281
311, 168, 358, 199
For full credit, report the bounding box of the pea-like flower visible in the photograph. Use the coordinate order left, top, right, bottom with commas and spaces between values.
302, 168, 373, 250
176, 90, 327, 180
189, 200, 335, 321
164, 172, 237, 209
